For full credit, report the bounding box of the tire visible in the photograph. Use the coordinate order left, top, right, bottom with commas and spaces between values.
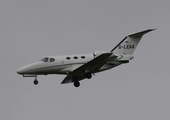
85, 73, 92, 79
34, 79, 38, 85
74, 81, 80, 87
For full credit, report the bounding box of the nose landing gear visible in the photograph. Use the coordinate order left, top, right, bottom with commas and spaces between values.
34, 79, 38, 85
33, 76, 38, 85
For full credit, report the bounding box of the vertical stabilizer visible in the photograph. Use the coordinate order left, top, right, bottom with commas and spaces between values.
111, 29, 155, 54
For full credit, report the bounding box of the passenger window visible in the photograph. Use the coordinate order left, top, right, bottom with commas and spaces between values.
49, 58, 55, 62
81, 56, 85, 59
74, 56, 78, 59
66, 57, 71, 60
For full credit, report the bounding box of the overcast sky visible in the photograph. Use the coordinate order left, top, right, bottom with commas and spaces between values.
1, 0, 170, 120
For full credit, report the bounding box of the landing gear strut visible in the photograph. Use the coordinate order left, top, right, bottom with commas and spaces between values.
33, 76, 38, 85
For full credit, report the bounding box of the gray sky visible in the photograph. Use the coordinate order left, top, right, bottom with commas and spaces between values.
1, 0, 170, 120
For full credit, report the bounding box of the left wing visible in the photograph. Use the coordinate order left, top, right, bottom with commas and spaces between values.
61, 52, 113, 84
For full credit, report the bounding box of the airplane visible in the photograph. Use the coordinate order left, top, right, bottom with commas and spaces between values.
17, 29, 155, 87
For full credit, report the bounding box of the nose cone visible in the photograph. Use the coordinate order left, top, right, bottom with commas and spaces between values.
16, 67, 25, 74
17, 61, 42, 75
17, 65, 30, 74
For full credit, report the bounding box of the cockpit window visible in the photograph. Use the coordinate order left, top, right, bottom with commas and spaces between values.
41, 57, 49, 62
49, 58, 55, 62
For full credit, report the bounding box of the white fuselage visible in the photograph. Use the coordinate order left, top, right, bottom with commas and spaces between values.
17, 53, 124, 76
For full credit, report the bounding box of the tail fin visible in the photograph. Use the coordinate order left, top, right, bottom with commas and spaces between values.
111, 29, 155, 54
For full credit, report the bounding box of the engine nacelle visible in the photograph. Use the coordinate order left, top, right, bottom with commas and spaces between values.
116, 54, 134, 61
93, 51, 112, 57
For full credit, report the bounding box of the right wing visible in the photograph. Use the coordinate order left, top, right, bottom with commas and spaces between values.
61, 52, 113, 84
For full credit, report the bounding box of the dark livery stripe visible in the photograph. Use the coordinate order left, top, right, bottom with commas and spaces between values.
110, 36, 127, 52
26, 62, 87, 73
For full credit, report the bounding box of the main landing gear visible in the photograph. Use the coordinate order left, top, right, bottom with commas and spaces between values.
74, 81, 80, 87
85, 72, 92, 79
33, 76, 38, 85
72, 76, 80, 87
73, 73, 92, 87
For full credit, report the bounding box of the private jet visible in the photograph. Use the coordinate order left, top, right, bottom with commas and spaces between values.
17, 29, 154, 87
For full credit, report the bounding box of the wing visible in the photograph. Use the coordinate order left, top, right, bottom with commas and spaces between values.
61, 52, 113, 84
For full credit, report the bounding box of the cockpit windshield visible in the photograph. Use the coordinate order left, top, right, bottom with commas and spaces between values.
41, 57, 49, 62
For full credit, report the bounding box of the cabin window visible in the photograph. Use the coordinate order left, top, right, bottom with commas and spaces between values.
41, 57, 49, 62
66, 57, 71, 60
49, 58, 55, 62
74, 56, 78, 59
81, 56, 85, 59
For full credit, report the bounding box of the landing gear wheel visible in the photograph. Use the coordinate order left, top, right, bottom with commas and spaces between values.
34, 79, 38, 85
85, 73, 92, 79
74, 81, 80, 87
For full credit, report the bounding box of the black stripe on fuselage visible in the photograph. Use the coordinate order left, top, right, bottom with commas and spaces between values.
26, 62, 87, 73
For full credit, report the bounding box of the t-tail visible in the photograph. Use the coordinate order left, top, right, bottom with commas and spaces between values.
111, 29, 155, 55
